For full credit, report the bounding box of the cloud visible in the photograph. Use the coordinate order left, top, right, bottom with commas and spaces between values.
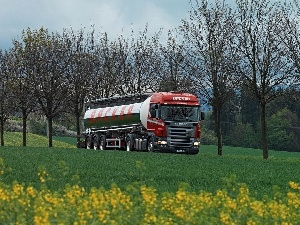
0, 0, 190, 49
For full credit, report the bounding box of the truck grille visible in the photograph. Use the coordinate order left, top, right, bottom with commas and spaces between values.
166, 124, 196, 148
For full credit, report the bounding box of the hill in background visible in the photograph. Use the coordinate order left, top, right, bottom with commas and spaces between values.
3, 132, 76, 148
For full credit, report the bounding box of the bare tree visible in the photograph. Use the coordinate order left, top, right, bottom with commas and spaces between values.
235, 0, 297, 159
280, 0, 300, 84
112, 34, 132, 95
90, 33, 125, 99
0, 50, 14, 146
158, 30, 194, 93
62, 27, 96, 143
20, 28, 70, 147
125, 25, 162, 94
181, 0, 240, 155
5, 41, 36, 146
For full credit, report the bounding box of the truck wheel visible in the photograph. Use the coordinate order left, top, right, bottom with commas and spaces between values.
126, 138, 132, 152
99, 136, 106, 150
147, 138, 154, 152
93, 134, 100, 150
86, 135, 93, 149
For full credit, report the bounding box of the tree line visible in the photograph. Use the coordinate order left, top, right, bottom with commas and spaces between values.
0, 0, 299, 159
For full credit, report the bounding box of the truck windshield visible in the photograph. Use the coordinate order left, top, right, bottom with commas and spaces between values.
161, 105, 199, 122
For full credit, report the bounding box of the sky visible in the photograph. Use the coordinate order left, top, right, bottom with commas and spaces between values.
0, 0, 198, 50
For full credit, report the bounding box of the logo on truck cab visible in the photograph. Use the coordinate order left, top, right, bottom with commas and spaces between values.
172, 97, 191, 101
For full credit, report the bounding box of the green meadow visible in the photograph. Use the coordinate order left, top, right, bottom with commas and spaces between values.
0, 132, 299, 199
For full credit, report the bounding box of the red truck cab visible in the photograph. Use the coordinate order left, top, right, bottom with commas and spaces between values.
144, 92, 203, 154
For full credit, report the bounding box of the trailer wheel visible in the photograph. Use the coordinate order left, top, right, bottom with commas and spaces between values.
147, 137, 154, 152
93, 134, 100, 150
99, 136, 106, 150
86, 135, 93, 149
126, 138, 132, 152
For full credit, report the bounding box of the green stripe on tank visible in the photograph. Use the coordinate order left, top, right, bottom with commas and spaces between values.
84, 113, 141, 128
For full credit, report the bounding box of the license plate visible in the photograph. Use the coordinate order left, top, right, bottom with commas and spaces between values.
176, 149, 185, 153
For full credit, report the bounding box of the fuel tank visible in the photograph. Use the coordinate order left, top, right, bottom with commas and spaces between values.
83, 97, 151, 129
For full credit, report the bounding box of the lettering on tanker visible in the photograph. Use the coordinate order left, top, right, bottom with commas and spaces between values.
172, 97, 191, 101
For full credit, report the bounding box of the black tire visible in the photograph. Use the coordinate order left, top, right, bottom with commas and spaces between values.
147, 137, 154, 152
99, 136, 106, 150
86, 135, 93, 149
126, 138, 133, 152
93, 134, 100, 150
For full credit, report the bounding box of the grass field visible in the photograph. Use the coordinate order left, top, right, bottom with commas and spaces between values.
0, 132, 300, 223
3, 132, 76, 148
0, 141, 299, 198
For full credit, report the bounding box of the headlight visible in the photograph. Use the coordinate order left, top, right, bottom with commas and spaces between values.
158, 140, 167, 145
193, 142, 200, 146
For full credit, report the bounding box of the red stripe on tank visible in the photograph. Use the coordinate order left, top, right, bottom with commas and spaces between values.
126, 104, 134, 119
104, 108, 112, 122
96, 108, 105, 123
89, 109, 97, 124
119, 105, 127, 120
111, 106, 119, 120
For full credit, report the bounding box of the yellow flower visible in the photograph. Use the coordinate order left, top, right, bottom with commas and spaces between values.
220, 211, 232, 225
287, 192, 300, 208
27, 186, 37, 197
289, 181, 300, 190
12, 182, 24, 196
250, 200, 265, 217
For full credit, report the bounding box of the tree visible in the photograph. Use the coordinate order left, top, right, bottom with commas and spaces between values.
62, 27, 95, 143
267, 108, 298, 151
235, 0, 297, 159
0, 50, 10, 146
227, 123, 258, 148
240, 82, 260, 129
20, 28, 70, 147
6, 41, 36, 146
90, 33, 126, 99
280, 0, 300, 77
158, 30, 193, 93
181, 0, 240, 156
126, 25, 162, 94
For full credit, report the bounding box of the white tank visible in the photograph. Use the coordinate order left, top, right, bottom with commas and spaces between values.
84, 97, 150, 129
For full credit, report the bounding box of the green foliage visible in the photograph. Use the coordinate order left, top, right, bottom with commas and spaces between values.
200, 127, 218, 145
267, 108, 296, 151
200, 111, 218, 145
226, 123, 259, 148
28, 119, 47, 136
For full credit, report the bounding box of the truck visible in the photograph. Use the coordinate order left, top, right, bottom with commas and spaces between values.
79, 91, 205, 154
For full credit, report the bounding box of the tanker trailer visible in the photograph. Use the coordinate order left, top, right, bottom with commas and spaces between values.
81, 92, 204, 154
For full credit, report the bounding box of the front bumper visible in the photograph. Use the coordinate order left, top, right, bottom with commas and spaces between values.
153, 141, 199, 154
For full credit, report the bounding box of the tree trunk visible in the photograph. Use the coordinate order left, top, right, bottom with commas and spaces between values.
0, 114, 4, 146
22, 114, 27, 147
214, 105, 223, 156
260, 102, 268, 159
76, 114, 81, 143
47, 117, 53, 147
